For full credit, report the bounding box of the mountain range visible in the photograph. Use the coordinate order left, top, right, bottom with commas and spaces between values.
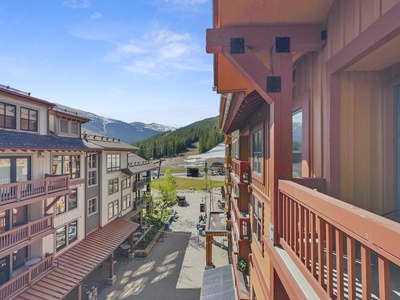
55, 104, 175, 144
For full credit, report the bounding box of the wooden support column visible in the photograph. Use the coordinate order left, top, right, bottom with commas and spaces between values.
107, 252, 116, 285
128, 232, 135, 259
77, 283, 82, 300
205, 233, 213, 267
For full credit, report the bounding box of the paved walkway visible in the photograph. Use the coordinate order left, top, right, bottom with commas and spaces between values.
80, 191, 229, 300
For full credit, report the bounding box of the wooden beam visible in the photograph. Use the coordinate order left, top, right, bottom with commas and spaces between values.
45, 195, 66, 213
206, 25, 325, 54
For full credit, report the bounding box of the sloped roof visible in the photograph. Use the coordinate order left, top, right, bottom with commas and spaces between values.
128, 153, 158, 173
0, 130, 87, 151
82, 131, 139, 152
15, 218, 139, 300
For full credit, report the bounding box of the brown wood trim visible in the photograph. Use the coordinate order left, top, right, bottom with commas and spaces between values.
264, 238, 308, 300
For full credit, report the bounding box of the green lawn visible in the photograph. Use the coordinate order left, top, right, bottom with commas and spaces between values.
151, 176, 224, 191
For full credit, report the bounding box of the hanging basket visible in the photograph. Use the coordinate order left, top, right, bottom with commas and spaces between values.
237, 258, 247, 272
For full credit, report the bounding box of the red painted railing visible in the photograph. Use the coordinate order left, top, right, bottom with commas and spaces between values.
231, 198, 250, 240
231, 158, 250, 183
277, 180, 400, 299
0, 215, 53, 252
0, 175, 69, 206
0, 254, 54, 300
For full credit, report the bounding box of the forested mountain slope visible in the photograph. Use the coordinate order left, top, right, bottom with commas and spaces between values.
134, 116, 223, 160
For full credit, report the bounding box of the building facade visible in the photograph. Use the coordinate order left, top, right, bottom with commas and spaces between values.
207, 1, 400, 299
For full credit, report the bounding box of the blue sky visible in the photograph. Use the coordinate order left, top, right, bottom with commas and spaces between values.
0, 0, 219, 128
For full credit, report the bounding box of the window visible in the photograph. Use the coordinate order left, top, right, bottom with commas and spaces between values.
60, 119, 68, 133
122, 194, 131, 210
87, 153, 98, 186
108, 200, 119, 219
253, 130, 262, 174
107, 154, 120, 172
20, 107, 38, 132
122, 176, 131, 189
108, 178, 119, 195
56, 226, 66, 251
292, 109, 303, 178
252, 196, 262, 243
56, 189, 78, 215
71, 121, 79, 135
56, 220, 78, 252
52, 155, 80, 179
0, 102, 16, 129
87, 197, 98, 216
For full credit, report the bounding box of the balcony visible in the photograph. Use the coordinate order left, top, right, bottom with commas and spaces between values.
0, 254, 54, 300
231, 197, 250, 242
271, 180, 400, 299
133, 178, 151, 192
0, 215, 54, 255
232, 251, 250, 300
231, 158, 250, 183
0, 175, 70, 209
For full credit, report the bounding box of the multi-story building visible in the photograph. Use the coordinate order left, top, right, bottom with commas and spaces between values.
0, 87, 141, 299
207, 1, 400, 299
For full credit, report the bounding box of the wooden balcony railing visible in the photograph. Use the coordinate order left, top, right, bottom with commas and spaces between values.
277, 180, 400, 299
232, 252, 250, 300
0, 175, 69, 207
232, 197, 250, 240
0, 254, 54, 300
231, 158, 250, 183
0, 215, 53, 253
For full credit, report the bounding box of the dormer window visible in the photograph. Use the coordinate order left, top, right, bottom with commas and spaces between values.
20, 107, 38, 132
59, 118, 80, 136
0, 101, 16, 129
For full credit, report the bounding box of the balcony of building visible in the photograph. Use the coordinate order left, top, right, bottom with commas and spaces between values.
231, 158, 250, 184
0, 175, 70, 211
231, 197, 250, 244
232, 251, 250, 300
132, 177, 151, 192
0, 214, 54, 257
0, 253, 54, 300
265, 179, 400, 299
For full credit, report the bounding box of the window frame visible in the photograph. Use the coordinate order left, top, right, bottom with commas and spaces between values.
52, 154, 81, 179
122, 194, 131, 210
56, 220, 78, 252
87, 197, 98, 216
108, 178, 119, 195
0, 101, 16, 129
122, 176, 131, 189
20, 106, 38, 132
87, 153, 98, 187
56, 188, 78, 215
251, 123, 264, 184
107, 154, 121, 172
108, 200, 119, 219
252, 196, 263, 246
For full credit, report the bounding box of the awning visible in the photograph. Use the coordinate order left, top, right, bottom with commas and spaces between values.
121, 168, 134, 176
15, 218, 139, 300
201, 265, 236, 300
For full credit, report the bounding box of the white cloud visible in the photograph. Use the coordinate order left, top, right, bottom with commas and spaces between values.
91, 12, 102, 20
63, 0, 91, 9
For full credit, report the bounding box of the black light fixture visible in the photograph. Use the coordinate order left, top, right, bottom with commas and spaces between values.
267, 76, 281, 93
230, 38, 245, 54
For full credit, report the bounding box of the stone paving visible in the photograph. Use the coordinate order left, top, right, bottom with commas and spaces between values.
80, 190, 229, 300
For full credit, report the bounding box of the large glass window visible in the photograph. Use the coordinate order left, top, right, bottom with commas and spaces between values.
56, 220, 78, 252
0, 157, 30, 185
13, 246, 28, 270
292, 109, 303, 178
252, 196, 262, 243
52, 155, 80, 179
253, 130, 262, 174
20, 107, 38, 132
56, 189, 78, 215
87, 153, 98, 186
107, 154, 120, 172
108, 178, 119, 195
0, 102, 16, 129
